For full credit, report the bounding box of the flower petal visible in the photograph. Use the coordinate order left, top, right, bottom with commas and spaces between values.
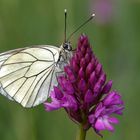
103, 91, 123, 106
78, 78, 87, 92
44, 101, 61, 111
103, 117, 114, 132
95, 117, 106, 131
80, 58, 87, 68
62, 95, 78, 111
94, 103, 105, 118
78, 67, 85, 79
64, 66, 76, 82
95, 63, 102, 76
102, 80, 113, 94
86, 62, 94, 77
108, 117, 119, 124
88, 114, 95, 124
89, 71, 97, 87
54, 86, 63, 100
84, 89, 94, 104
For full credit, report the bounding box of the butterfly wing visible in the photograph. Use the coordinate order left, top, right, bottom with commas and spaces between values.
0, 48, 26, 101
0, 45, 60, 108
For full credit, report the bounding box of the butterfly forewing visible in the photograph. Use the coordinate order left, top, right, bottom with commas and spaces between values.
0, 45, 61, 108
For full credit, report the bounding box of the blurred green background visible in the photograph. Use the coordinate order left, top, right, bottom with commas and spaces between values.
0, 0, 140, 140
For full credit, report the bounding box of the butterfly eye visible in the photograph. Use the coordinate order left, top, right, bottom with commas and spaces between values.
63, 43, 72, 51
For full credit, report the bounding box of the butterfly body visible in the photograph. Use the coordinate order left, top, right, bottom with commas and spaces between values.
0, 44, 72, 108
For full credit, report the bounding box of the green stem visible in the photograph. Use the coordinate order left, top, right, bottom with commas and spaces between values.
76, 124, 87, 140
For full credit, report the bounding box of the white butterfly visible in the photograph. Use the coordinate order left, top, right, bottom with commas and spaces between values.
0, 44, 72, 108
0, 10, 95, 108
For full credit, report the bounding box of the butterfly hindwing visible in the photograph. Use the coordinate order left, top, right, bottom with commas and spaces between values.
0, 45, 60, 107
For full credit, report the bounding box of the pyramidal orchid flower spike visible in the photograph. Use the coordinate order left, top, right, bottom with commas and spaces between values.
44, 34, 124, 139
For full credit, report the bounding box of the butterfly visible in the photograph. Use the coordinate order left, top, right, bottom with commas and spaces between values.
0, 43, 73, 108
0, 10, 95, 108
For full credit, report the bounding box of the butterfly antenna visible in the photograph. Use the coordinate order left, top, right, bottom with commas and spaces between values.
67, 13, 95, 41
64, 9, 67, 43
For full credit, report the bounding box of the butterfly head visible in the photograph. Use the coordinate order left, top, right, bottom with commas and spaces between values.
58, 42, 72, 62
63, 42, 72, 51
